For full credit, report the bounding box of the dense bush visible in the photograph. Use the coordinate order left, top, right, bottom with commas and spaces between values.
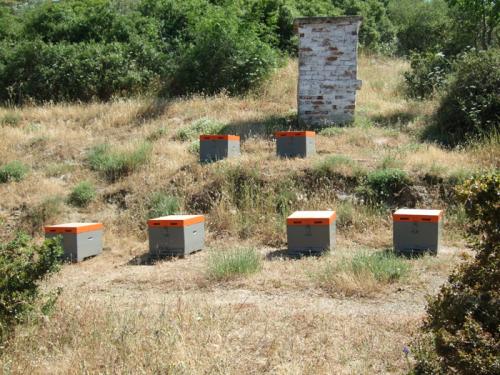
0, 233, 62, 340
23, 0, 159, 44
404, 51, 451, 99
434, 49, 500, 145
0, 160, 29, 183
0, 39, 162, 103
1, 0, 495, 102
414, 172, 500, 374
0, 0, 416, 103
172, 6, 280, 95
68, 181, 97, 208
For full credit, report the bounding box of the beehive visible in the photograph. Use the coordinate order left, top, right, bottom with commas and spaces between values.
44, 223, 103, 262
199, 135, 240, 163
393, 209, 443, 255
287, 211, 336, 256
148, 215, 205, 257
275, 131, 315, 158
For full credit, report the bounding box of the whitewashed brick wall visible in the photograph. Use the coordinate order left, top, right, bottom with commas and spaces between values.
295, 16, 362, 125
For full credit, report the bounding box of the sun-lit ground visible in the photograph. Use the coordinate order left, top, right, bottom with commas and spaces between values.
0, 55, 497, 374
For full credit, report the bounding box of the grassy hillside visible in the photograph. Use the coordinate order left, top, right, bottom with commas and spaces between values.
0, 55, 498, 374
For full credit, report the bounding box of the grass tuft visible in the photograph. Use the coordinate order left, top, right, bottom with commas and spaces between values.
0, 161, 29, 183
67, 181, 96, 208
314, 250, 411, 296
207, 247, 262, 281
87, 142, 152, 182
318, 127, 345, 137
147, 192, 180, 218
313, 155, 364, 178
0, 112, 21, 127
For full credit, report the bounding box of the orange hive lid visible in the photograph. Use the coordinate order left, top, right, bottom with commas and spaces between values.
44, 222, 103, 234
275, 131, 315, 138
200, 135, 240, 141
148, 215, 205, 228
393, 209, 443, 223
287, 211, 336, 225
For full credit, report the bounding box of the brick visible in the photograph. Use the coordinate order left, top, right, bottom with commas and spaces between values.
296, 17, 362, 125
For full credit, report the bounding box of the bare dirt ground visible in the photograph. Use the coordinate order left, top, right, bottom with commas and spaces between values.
2, 240, 457, 374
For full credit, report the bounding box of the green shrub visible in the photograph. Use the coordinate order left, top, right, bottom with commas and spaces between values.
207, 247, 262, 281
23, 0, 159, 45
67, 181, 96, 208
147, 192, 180, 218
0, 161, 29, 183
25, 196, 64, 232
87, 142, 152, 182
434, 49, 500, 146
171, 6, 280, 95
357, 168, 410, 205
0, 40, 163, 104
0, 233, 62, 340
175, 118, 226, 142
404, 51, 451, 99
414, 172, 500, 374
0, 112, 21, 126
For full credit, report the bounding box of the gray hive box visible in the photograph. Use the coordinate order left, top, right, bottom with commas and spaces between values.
287, 210, 336, 256
148, 215, 205, 257
44, 222, 103, 262
275, 131, 316, 158
393, 209, 443, 255
199, 134, 240, 163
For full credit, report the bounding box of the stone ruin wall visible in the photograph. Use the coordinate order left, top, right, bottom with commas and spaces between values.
295, 16, 363, 126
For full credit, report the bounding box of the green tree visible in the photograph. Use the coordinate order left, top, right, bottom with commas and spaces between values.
333, 0, 396, 52
447, 0, 500, 50
388, 0, 451, 54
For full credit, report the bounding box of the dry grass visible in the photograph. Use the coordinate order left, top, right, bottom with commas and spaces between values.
0, 54, 495, 373
2, 294, 420, 375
